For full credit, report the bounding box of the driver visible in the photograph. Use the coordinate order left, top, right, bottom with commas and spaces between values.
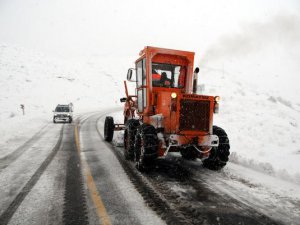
160, 72, 171, 87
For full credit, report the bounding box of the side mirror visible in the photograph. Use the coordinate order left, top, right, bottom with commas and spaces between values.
127, 68, 136, 82
120, 97, 127, 103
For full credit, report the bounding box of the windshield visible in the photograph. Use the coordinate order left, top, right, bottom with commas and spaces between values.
152, 63, 186, 88
55, 106, 70, 112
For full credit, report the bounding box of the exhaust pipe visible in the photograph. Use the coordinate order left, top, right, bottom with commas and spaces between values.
193, 67, 200, 94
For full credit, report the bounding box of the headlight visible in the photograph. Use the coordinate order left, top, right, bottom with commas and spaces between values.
171, 92, 177, 99
171, 93, 177, 111
214, 96, 220, 102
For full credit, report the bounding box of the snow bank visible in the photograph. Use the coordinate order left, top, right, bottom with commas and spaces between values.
0, 43, 131, 152
198, 62, 300, 183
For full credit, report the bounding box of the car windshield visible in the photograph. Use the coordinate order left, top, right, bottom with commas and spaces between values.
152, 63, 186, 88
55, 106, 70, 112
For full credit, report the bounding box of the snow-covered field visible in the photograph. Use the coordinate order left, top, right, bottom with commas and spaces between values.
0, 44, 131, 157
199, 63, 300, 184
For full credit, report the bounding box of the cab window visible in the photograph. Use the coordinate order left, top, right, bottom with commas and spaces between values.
152, 63, 186, 88
136, 58, 147, 112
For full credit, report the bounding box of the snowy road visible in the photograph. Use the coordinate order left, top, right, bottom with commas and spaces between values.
0, 122, 64, 224
0, 110, 299, 225
0, 111, 164, 225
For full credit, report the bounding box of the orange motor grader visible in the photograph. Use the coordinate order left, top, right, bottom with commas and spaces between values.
104, 46, 230, 171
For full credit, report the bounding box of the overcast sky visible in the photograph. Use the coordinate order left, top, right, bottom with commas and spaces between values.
0, 0, 299, 60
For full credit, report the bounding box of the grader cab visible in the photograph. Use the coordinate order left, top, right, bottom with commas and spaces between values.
104, 46, 230, 171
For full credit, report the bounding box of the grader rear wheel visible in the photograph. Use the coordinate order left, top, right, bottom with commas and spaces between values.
134, 124, 159, 171
124, 119, 139, 160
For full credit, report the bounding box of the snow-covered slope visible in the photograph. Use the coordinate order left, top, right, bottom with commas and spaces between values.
197, 13, 300, 184
0, 43, 133, 154
198, 65, 300, 184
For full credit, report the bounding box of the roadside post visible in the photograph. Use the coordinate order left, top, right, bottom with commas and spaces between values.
20, 104, 25, 115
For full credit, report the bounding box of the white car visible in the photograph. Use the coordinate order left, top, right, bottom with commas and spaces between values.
53, 104, 73, 123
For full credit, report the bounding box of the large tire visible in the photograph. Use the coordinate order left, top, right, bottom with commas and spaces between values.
134, 124, 159, 171
69, 117, 73, 123
124, 119, 139, 160
104, 116, 114, 142
203, 126, 230, 170
53, 117, 56, 123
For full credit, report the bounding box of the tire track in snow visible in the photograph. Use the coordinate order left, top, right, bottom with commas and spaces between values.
0, 123, 51, 171
62, 122, 88, 225
0, 125, 64, 225
148, 158, 281, 225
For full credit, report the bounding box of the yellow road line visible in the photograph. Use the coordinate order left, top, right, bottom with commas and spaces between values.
75, 125, 112, 225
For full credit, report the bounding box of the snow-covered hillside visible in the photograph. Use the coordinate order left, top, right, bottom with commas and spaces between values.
198, 64, 300, 184
0, 43, 133, 154
197, 13, 300, 184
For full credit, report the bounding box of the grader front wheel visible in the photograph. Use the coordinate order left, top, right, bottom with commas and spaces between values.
203, 126, 230, 170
